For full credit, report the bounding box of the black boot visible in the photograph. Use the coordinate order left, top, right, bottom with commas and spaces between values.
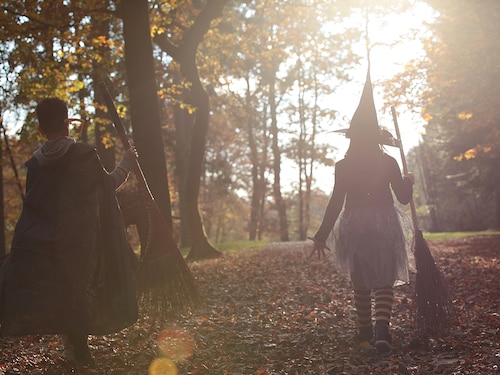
64, 333, 94, 366
374, 322, 392, 356
357, 325, 373, 343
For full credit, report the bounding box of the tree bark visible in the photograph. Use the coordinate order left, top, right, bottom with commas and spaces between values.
246, 79, 268, 241
154, 0, 228, 260
297, 67, 306, 241
172, 74, 192, 247
120, 0, 173, 228
88, 0, 115, 170
0, 113, 5, 257
418, 143, 441, 232
496, 190, 500, 230
268, 68, 289, 242
303, 72, 319, 241
182, 57, 221, 260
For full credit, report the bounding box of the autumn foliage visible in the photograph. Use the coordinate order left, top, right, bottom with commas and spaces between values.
1, 235, 499, 374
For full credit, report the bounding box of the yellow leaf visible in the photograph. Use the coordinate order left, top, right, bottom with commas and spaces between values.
457, 112, 473, 120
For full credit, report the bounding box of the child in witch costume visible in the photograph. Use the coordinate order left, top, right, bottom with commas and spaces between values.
310, 72, 415, 356
0, 97, 138, 366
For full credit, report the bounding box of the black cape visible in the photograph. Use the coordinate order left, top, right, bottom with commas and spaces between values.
0, 143, 138, 336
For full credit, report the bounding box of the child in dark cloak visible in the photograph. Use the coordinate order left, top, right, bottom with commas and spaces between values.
310, 73, 414, 357
0, 97, 139, 366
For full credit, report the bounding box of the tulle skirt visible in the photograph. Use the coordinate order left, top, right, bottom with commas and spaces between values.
327, 205, 415, 289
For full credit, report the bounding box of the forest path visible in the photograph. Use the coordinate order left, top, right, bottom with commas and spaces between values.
1, 235, 499, 374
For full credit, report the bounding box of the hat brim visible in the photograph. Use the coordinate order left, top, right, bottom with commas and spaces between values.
331, 128, 400, 147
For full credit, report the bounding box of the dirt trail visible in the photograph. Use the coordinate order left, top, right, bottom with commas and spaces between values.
1, 236, 499, 374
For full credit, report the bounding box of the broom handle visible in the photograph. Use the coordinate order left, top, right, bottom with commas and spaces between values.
99, 82, 154, 202
391, 106, 420, 231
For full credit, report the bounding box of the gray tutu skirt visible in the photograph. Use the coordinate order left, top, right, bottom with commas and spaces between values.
327, 205, 415, 289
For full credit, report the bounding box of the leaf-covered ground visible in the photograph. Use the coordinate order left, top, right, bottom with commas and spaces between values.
1, 235, 499, 374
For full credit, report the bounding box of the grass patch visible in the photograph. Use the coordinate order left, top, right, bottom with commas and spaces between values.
180, 240, 267, 257
423, 231, 500, 241
161, 233, 500, 258
214, 240, 267, 254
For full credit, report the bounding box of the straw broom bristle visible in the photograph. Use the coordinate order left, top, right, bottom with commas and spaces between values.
414, 229, 455, 335
99, 82, 201, 317
135, 251, 200, 317
135, 201, 201, 318
390, 106, 455, 336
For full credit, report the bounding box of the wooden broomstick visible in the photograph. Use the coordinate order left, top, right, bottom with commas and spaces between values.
391, 107, 454, 335
99, 82, 199, 316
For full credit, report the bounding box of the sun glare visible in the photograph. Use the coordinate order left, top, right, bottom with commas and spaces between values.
369, 3, 436, 146
326, 2, 435, 151
312, 3, 436, 193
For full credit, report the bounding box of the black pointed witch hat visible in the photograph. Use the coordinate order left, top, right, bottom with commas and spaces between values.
335, 69, 399, 147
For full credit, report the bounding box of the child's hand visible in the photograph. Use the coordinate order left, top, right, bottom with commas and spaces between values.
307, 236, 331, 259
124, 147, 137, 162
404, 172, 414, 184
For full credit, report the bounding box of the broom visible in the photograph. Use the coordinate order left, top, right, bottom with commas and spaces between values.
391, 106, 454, 335
99, 82, 200, 317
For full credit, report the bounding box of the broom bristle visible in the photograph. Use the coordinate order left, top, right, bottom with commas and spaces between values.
414, 229, 455, 335
100, 83, 200, 316
135, 249, 200, 318
133, 199, 200, 317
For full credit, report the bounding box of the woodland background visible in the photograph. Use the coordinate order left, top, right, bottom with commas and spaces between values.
1, 0, 500, 261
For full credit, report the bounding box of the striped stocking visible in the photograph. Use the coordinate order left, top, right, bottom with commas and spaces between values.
374, 287, 394, 324
354, 288, 372, 328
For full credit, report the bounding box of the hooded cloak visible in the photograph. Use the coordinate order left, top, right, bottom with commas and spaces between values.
0, 143, 138, 336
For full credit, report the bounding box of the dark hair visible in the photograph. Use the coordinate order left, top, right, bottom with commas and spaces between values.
345, 137, 384, 160
35, 97, 68, 135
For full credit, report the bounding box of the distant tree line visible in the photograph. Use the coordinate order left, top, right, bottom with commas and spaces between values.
387, 0, 500, 231
0, 0, 498, 259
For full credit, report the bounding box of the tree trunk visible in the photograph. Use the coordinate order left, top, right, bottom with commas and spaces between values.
496, 190, 500, 230
154, 0, 228, 260
249, 168, 260, 240
120, 0, 173, 228
172, 70, 192, 248
0, 114, 5, 257
268, 69, 289, 242
418, 143, 441, 232
257, 106, 270, 240
181, 58, 222, 261
77, 73, 88, 144
304, 72, 319, 241
297, 67, 306, 241
248, 114, 259, 240
246, 79, 267, 241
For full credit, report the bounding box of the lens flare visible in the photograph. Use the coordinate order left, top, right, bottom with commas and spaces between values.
149, 358, 178, 375
157, 327, 195, 360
